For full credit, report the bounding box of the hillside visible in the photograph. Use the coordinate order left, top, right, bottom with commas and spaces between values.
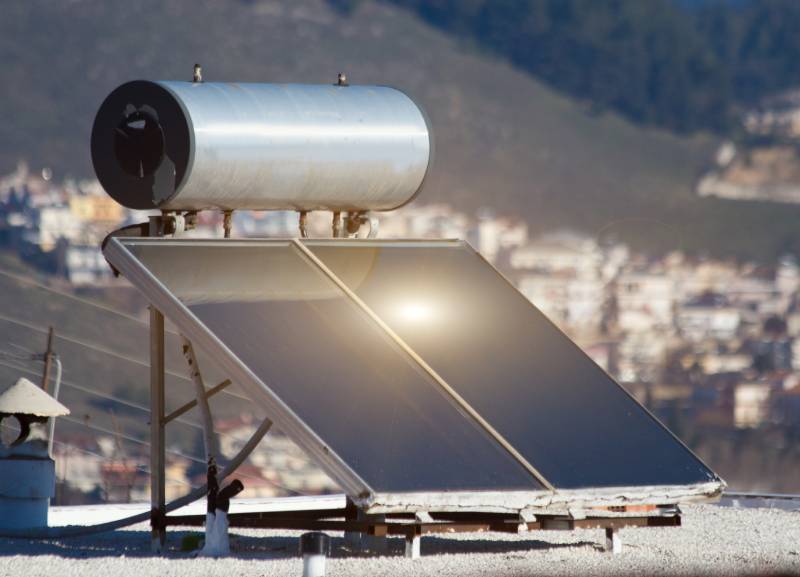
385, 0, 800, 134
3, 0, 800, 258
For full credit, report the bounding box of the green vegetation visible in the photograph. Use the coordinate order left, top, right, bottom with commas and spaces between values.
378, 0, 800, 134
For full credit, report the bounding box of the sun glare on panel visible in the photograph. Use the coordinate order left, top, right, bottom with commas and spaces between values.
396, 300, 436, 323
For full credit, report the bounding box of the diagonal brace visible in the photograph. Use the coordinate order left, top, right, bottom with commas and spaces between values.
163, 379, 232, 425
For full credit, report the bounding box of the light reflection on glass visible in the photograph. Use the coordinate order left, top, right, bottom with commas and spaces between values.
309, 242, 720, 489
396, 300, 436, 323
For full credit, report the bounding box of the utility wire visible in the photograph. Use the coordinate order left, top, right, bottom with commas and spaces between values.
0, 423, 193, 490
0, 312, 185, 381
0, 348, 317, 473
0, 357, 278, 452
0, 337, 317, 472
0, 357, 151, 415
58, 414, 305, 495
50, 438, 194, 489
3, 417, 296, 497
0, 310, 251, 402
0, 268, 156, 328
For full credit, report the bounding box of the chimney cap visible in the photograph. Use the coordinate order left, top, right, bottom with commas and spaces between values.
0, 378, 69, 417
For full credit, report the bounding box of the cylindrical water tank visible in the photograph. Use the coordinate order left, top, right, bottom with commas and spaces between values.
91, 81, 431, 212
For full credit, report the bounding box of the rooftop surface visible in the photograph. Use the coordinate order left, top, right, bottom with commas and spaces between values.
0, 504, 798, 576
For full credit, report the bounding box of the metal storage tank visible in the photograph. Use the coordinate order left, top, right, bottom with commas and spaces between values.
91, 80, 432, 212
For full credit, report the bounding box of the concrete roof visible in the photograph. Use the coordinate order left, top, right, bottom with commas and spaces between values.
6, 503, 800, 576
0, 378, 69, 417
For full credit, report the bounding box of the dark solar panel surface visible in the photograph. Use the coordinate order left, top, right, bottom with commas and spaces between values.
122, 239, 541, 493
308, 241, 718, 489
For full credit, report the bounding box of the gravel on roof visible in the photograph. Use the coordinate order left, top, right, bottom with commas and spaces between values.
0, 504, 798, 577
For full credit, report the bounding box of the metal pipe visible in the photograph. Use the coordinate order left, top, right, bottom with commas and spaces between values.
46, 357, 62, 459
222, 211, 233, 239
180, 337, 219, 461
150, 306, 166, 552
298, 211, 309, 238
91, 81, 431, 212
163, 379, 232, 425
40, 327, 54, 392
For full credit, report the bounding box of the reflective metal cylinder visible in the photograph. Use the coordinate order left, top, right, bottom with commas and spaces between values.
91, 81, 431, 212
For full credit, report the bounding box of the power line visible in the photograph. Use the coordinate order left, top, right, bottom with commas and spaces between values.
58, 415, 305, 495
0, 267, 150, 326
0, 423, 193, 490
0, 357, 269, 450
50, 439, 193, 489
0, 357, 172, 422
0, 350, 316, 471
0, 313, 191, 381
1, 412, 307, 497
0, 355, 306, 490
0, 312, 251, 402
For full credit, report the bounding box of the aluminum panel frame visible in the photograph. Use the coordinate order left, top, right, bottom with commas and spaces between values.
105, 236, 726, 514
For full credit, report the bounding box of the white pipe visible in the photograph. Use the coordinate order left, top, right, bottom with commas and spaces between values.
303, 553, 326, 577
181, 337, 219, 461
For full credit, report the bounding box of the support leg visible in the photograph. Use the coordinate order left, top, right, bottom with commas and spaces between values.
361, 512, 388, 554
404, 529, 421, 560
343, 529, 361, 551
343, 501, 360, 551
343, 509, 387, 554
604, 527, 622, 554
150, 307, 166, 552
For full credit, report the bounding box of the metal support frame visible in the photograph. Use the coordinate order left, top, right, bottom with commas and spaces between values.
149, 306, 166, 552
103, 236, 716, 556
331, 211, 342, 238
222, 210, 233, 239
404, 526, 421, 559
343, 500, 360, 550
147, 321, 274, 549
163, 379, 232, 425
163, 508, 678, 558
404, 512, 429, 559
40, 326, 55, 393
107, 237, 724, 516
358, 511, 388, 554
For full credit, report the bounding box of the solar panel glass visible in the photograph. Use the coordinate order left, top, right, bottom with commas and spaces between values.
307, 240, 718, 489
119, 239, 541, 493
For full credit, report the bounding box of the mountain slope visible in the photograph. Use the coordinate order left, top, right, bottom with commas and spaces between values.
2, 0, 800, 258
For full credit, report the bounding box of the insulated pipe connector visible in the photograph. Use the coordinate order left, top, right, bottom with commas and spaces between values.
300, 532, 330, 577
216, 479, 244, 513
91, 81, 432, 212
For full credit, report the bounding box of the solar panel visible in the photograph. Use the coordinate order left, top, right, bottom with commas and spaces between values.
108, 238, 541, 494
305, 239, 719, 489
